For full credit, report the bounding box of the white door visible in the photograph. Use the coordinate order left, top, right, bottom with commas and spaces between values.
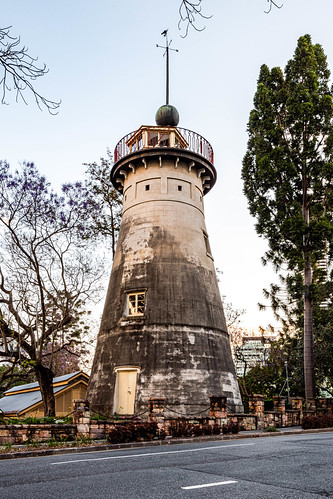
116, 370, 137, 414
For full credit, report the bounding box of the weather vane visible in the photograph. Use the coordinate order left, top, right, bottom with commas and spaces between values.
156, 29, 179, 106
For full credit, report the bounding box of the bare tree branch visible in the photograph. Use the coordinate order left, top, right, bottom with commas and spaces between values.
0, 26, 60, 114
178, 1, 283, 37
264, 0, 283, 14
0, 162, 105, 415
178, 1, 212, 38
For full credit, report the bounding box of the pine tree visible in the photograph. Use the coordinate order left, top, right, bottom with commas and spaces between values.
242, 35, 333, 407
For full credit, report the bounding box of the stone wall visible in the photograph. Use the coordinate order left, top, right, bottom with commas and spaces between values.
0, 424, 76, 444
1, 396, 332, 444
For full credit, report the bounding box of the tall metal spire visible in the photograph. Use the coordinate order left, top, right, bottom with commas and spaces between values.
156, 30, 178, 105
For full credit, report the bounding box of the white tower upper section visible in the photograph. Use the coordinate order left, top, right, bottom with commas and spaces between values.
112, 123, 216, 197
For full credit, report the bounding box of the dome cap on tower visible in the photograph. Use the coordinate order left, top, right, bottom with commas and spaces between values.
155, 104, 179, 126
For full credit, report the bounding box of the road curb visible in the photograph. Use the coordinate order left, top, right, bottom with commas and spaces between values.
0, 427, 332, 460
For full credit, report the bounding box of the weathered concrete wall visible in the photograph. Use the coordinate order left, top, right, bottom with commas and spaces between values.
88, 151, 243, 416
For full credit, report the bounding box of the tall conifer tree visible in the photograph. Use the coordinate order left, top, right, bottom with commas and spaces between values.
242, 35, 333, 406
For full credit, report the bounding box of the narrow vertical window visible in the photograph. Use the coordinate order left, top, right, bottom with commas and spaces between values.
145, 184, 150, 191
202, 230, 213, 259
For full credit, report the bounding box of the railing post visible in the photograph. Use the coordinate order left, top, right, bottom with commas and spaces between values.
209, 396, 227, 425
148, 398, 166, 426
305, 398, 316, 413
291, 397, 303, 424
249, 394, 265, 430
73, 399, 90, 438
273, 396, 286, 414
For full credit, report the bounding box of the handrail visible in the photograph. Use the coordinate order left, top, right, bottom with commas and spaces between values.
113, 127, 214, 165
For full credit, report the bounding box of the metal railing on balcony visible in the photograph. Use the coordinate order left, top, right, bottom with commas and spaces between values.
113, 127, 214, 165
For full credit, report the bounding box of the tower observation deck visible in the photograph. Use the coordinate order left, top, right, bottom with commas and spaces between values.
112, 124, 215, 195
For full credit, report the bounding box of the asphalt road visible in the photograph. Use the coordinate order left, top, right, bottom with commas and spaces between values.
0, 432, 332, 498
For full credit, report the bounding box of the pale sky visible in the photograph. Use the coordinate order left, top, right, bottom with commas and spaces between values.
1, 0, 332, 331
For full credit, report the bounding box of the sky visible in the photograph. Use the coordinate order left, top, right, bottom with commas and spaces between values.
1, 0, 332, 332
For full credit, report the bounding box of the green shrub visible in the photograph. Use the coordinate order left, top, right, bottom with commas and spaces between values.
263, 426, 280, 432
75, 435, 92, 445
47, 438, 61, 448
1, 442, 13, 452
4, 418, 23, 425
25, 439, 41, 448
2, 416, 73, 425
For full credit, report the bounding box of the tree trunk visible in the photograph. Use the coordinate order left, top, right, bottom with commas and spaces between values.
304, 255, 315, 406
34, 364, 55, 416
302, 167, 316, 408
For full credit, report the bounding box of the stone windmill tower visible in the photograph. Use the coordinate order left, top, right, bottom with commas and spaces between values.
87, 35, 243, 417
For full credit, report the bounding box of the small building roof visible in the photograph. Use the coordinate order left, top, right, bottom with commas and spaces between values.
0, 385, 65, 414
5, 371, 84, 395
0, 371, 89, 416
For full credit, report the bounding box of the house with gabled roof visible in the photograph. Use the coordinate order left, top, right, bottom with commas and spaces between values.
0, 371, 89, 418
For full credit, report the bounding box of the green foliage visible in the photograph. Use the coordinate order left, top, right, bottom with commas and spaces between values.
0, 364, 36, 396
242, 34, 333, 312
2, 416, 73, 425
242, 34, 333, 400
46, 437, 61, 448
273, 307, 333, 397
240, 363, 284, 400
84, 153, 122, 257
25, 439, 41, 448
263, 426, 280, 432
238, 339, 288, 398
46, 435, 69, 447
74, 434, 92, 445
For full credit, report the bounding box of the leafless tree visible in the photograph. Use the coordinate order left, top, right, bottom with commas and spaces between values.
178, 1, 212, 37
223, 300, 246, 353
178, 1, 283, 37
0, 26, 60, 113
264, 0, 283, 14
0, 162, 104, 415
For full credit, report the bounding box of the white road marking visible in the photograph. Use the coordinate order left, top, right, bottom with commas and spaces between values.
51, 442, 253, 465
181, 480, 237, 490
